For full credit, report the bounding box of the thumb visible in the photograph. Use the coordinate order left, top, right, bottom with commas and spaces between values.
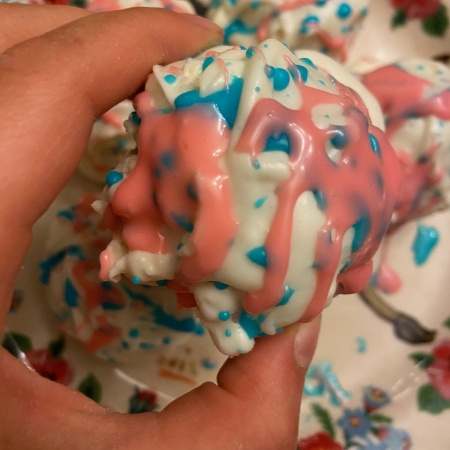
109, 316, 321, 450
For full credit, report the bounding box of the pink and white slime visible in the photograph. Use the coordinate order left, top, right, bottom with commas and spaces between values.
94, 39, 400, 355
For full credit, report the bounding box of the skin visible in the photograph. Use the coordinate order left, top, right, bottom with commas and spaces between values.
0, 5, 321, 449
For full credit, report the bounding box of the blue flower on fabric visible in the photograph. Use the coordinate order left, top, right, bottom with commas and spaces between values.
337, 408, 371, 438
362, 385, 391, 412
378, 426, 412, 450
361, 440, 388, 450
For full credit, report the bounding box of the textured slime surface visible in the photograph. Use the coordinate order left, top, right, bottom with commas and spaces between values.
96, 39, 400, 355
208, 0, 369, 61
362, 59, 450, 225
40, 194, 203, 363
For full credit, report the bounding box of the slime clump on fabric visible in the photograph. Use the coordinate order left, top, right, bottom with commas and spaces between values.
362, 58, 450, 225
95, 39, 400, 356
207, 0, 370, 62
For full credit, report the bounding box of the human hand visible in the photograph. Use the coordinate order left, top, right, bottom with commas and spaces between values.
0, 6, 321, 449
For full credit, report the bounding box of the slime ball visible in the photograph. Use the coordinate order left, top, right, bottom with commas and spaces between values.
95, 39, 400, 356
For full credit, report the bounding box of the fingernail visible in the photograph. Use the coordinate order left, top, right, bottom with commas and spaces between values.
183, 14, 222, 33
293, 316, 321, 370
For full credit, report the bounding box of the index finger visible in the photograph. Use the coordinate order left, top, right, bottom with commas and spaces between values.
0, 8, 222, 321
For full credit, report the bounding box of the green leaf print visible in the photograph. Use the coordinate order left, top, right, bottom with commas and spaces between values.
422, 4, 449, 37
78, 373, 102, 403
311, 403, 335, 440
418, 384, 450, 415
409, 352, 435, 369
2, 332, 32, 356
48, 335, 66, 359
391, 8, 407, 28
368, 413, 393, 424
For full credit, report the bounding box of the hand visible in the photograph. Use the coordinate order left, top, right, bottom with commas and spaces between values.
0, 5, 321, 449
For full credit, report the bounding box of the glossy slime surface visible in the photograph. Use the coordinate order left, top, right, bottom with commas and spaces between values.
362, 59, 450, 224
96, 39, 400, 355
207, 0, 369, 62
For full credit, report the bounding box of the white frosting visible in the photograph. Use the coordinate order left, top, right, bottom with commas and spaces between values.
78, 101, 135, 184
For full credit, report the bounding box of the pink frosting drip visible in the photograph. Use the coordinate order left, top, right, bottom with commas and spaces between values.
234, 79, 399, 316
112, 103, 239, 283
103, 62, 400, 320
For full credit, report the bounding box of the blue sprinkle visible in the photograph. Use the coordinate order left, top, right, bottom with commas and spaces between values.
129, 111, 141, 125
101, 300, 125, 311
129, 328, 140, 338
312, 189, 327, 211
250, 1, 259, 7
263, 43, 269, 48
273, 68, 290, 91
223, 19, 257, 45
252, 159, 261, 169
57, 206, 75, 221
226, 61, 232, 66
264, 132, 290, 154
330, 128, 348, 149
174, 77, 243, 128
201, 358, 217, 370
64, 279, 78, 307
171, 213, 194, 232
177, 242, 184, 250
246, 246, 268, 267
254, 196, 268, 208
122, 341, 130, 349
140, 342, 155, 350
101, 281, 112, 289
219, 311, 230, 321
160, 151, 175, 170
214, 281, 229, 290
153, 167, 161, 179
300, 15, 319, 34
319, 80, 326, 86
187, 183, 198, 201
202, 56, 215, 71
132, 276, 141, 285
105, 170, 123, 186
255, 86, 261, 92
360, 7, 368, 16
316, 0, 327, 5
239, 45, 247, 50
337, 2, 352, 19
300, 57, 317, 69
369, 133, 381, 157
246, 47, 255, 58
412, 225, 439, 266
277, 285, 295, 306
163, 337, 171, 345
225, 329, 232, 337
356, 336, 367, 353
156, 280, 167, 286
239, 311, 262, 339
352, 214, 371, 252
164, 74, 177, 84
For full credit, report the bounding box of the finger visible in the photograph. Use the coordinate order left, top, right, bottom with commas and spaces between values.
0, 8, 222, 322
0, 4, 91, 53
105, 318, 321, 450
